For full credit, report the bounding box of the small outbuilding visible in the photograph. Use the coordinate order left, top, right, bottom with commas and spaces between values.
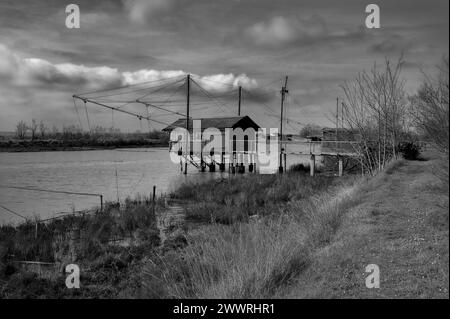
163, 116, 262, 172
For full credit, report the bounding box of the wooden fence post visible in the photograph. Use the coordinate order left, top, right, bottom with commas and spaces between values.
310, 154, 315, 177
152, 185, 156, 215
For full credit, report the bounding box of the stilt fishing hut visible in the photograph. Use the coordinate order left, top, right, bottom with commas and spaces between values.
163, 116, 261, 174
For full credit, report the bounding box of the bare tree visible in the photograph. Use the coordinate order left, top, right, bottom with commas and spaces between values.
39, 120, 48, 139
51, 125, 59, 138
340, 57, 407, 175
15, 121, 28, 140
410, 57, 449, 156
299, 123, 322, 138
30, 119, 38, 141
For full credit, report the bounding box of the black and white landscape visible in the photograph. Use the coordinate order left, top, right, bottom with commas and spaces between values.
0, 0, 448, 302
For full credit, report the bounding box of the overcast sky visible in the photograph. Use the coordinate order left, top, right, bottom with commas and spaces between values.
0, 0, 448, 133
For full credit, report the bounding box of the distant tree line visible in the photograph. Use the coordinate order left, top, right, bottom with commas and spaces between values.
299, 124, 323, 139
13, 121, 167, 141
10, 120, 169, 149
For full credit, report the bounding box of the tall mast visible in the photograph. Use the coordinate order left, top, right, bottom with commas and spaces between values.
238, 86, 242, 116
279, 76, 288, 173
184, 74, 190, 175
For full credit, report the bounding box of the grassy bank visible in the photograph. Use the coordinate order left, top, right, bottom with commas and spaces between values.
0, 170, 348, 298
141, 174, 360, 298
0, 196, 162, 298
171, 174, 339, 224
2, 154, 446, 299
140, 154, 448, 299
284, 152, 449, 298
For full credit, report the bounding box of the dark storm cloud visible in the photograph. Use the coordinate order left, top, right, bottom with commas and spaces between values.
368, 34, 413, 54
0, 0, 448, 131
240, 15, 369, 49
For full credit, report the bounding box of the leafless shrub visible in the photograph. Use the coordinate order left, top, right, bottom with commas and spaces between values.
15, 121, 28, 140
410, 57, 449, 156
340, 57, 408, 175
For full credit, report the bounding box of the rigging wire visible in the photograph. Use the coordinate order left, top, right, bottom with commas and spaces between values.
241, 87, 279, 116
139, 102, 188, 117
83, 100, 92, 132
77, 74, 185, 97
190, 78, 230, 115
142, 81, 186, 105
73, 96, 172, 126
145, 105, 151, 132
83, 77, 184, 99
72, 97, 84, 130
135, 78, 185, 103
0, 204, 27, 220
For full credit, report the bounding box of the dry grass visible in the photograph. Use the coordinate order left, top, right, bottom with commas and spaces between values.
0, 195, 161, 298
285, 153, 449, 298
141, 176, 361, 299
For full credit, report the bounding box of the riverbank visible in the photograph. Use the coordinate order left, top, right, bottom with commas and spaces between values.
0, 153, 448, 298
0, 170, 346, 298
0, 139, 168, 153
138, 152, 448, 298
284, 151, 449, 298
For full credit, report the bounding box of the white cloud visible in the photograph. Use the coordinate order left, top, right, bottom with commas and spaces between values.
0, 44, 21, 79
122, 69, 186, 85
0, 44, 258, 93
194, 73, 258, 92
245, 15, 327, 47
123, 0, 178, 24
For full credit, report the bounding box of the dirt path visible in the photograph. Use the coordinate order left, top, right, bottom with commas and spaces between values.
286, 155, 449, 298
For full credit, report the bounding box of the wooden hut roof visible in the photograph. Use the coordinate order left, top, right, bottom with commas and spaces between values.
162, 116, 260, 132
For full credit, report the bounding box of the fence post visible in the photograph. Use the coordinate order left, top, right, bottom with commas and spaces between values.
310, 154, 315, 177
338, 156, 343, 177
69, 225, 79, 262
152, 185, 156, 215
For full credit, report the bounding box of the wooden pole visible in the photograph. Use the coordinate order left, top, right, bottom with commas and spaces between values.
279, 76, 288, 173
338, 156, 343, 177
152, 185, 156, 215
336, 97, 339, 153
238, 86, 242, 116
185, 74, 190, 175
310, 154, 315, 177
378, 107, 381, 171
220, 153, 225, 172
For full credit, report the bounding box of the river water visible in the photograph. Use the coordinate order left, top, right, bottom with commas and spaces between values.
0, 148, 220, 224
0, 143, 317, 224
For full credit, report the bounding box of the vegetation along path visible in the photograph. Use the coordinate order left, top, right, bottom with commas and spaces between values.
286, 154, 449, 298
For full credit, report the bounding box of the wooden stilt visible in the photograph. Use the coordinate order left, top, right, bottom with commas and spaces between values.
310, 154, 315, 177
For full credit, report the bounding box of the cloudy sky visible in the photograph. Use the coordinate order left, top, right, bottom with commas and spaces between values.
0, 0, 448, 133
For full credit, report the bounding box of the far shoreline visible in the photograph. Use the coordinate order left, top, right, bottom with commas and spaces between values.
0, 142, 168, 153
